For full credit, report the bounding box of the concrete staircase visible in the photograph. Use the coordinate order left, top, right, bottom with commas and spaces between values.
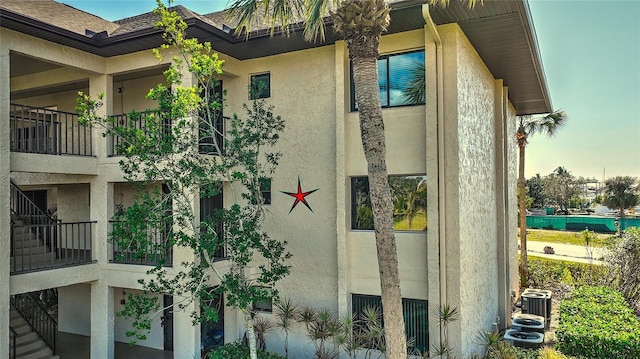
10, 309, 59, 359
10, 215, 57, 271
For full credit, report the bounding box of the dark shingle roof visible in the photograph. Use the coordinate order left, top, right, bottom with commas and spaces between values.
111, 5, 219, 36
0, 0, 119, 35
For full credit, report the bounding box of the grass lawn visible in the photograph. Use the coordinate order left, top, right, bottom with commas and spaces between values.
393, 212, 427, 231
525, 228, 611, 247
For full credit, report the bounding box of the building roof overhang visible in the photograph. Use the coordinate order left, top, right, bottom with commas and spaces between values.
0, 0, 551, 115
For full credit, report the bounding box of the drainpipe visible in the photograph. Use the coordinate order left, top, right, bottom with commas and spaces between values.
422, 2, 447, 340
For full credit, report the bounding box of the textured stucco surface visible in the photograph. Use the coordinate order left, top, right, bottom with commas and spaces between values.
437, 24, 504, 357
455, 27, 500, 356
506, 102, 519, 296
0, 45, 11, 359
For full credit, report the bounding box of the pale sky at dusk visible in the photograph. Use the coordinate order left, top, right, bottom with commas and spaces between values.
59, 0, 640, 181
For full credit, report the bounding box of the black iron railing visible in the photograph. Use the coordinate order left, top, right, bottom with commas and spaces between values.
9, 326, 17, 359
10, 293, 57, 354
108, 111, 172, 156
108, 111, 227, 156
9, 103, 92, 156
110, 221, 173, 266
11, 221, 96, 274
10, 180, 59, 226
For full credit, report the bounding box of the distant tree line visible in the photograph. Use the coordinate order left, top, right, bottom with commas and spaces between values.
524, 167, 639, 216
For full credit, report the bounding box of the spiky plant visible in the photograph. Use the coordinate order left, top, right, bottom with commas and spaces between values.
274, 298, 300, 358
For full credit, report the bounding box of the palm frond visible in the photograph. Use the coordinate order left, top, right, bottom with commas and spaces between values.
227, 0, 316, 39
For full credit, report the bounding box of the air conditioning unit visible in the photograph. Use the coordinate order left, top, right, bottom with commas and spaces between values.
521, 292, 547, 326
511, 313, 545, 333
504, 329, 544, 349
523, 288, 552, 328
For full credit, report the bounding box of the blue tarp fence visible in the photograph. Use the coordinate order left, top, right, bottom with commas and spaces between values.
526, 216, 640, 233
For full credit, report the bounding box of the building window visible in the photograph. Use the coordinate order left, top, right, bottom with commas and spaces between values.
250, 73, 271, 99
252, 287, 273, 312
351, 50, 425, 111
260, 177, 271, 205
351, 175, 427, 231
351, 294, 429, 353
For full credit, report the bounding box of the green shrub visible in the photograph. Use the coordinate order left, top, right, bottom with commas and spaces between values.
207, 341, 286, 359
556, 286, 640, 358
604, 227, 640, 313
527, 257, 608, 291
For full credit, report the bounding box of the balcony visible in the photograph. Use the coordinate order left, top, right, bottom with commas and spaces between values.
9, 104, 93, 157
10, 221, 96, 274
110, 220, 173, 267
108, 111, 226, 157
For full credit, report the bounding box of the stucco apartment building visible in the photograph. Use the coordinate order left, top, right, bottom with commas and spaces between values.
0, 0, 553, 358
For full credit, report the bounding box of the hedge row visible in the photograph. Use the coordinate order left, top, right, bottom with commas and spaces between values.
556, 286, 640, 358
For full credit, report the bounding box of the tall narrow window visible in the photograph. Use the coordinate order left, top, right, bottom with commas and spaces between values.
351, 50, 425, 110
199, 80, 224, 155
250, 73, 271, 99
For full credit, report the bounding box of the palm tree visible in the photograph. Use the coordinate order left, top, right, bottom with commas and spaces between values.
603, 176, 638, 218
516, 111, 567, 282
226, 1, 477, 357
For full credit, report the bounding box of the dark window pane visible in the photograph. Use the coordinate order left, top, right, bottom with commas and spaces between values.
250, 73, 271, 99
351, 175, 427, 231
378, 58, 389, 107
350, 51, 425, 110
260, 177, 271, 205
389, 52, 425, 106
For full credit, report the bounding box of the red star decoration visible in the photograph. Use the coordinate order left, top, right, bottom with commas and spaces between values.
281, 177, 319, 214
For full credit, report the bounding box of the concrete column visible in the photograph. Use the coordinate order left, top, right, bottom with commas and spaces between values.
334, 40, 350, 315
0, 44, 11, 359
89, 74, 113, 159
91, 282, 115, 359
171, 57, 200, 358
493, 80, 510, 329
91, 178, 113, 264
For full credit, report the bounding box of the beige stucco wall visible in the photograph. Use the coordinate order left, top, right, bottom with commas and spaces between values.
0, 44, 11, 359
438, 23, 503, 357
506, 102, 519, 297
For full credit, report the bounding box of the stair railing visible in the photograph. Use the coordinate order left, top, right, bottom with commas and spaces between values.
10, 180, 58, 226
10, 180, 60, 253
10, 293, 57, 354
9, 326, 17, 359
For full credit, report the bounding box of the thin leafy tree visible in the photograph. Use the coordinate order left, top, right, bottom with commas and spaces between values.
225, 1, 478, 356
603, 176, 638, 218
516, 110, 567, 283
77, 2, 290, 359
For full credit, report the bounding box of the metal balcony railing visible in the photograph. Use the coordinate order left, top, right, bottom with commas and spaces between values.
108, 111, 227, 156
10, 221, 96, 274
9, 103, 93, 156
110, 221, 173, 266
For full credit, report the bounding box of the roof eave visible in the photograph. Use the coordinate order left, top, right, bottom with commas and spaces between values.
516, 0, 553, 115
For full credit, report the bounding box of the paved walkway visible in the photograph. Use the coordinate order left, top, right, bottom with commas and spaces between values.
525, 241, 605, 265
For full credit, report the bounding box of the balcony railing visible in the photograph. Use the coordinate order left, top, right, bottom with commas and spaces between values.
10, 221, 96, 274
108, 111, 227, 156
9, 103, 93, 156
110, 221, 173, 266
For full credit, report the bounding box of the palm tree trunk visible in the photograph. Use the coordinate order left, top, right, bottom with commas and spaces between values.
352, 52, 406, 359
518, 140, 528, 284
